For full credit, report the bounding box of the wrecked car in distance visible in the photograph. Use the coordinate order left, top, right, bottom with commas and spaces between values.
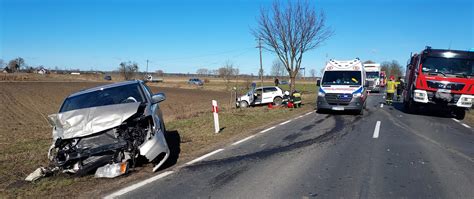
28, 81, 170, 181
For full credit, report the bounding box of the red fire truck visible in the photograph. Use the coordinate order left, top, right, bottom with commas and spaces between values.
403, 46, 473, 119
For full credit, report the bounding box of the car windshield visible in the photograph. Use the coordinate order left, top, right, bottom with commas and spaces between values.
366, 72, 379, 79
60, 83, 146, 112
322, 71, 362, 85
421, 57, 474, 77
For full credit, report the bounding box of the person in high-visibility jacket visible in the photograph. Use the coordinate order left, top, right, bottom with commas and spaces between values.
395, 77, 403, 101
386, 75, 397, 105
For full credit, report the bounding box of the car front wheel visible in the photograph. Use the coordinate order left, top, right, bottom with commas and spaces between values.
240, 101, 249, 108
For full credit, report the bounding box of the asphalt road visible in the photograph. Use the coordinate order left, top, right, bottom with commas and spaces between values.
112, 94, 473, 199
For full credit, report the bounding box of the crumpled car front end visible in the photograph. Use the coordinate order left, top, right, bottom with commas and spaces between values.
26, 101, 169, 181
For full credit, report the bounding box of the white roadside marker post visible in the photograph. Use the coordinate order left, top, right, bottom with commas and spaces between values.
212, 100, 220, 133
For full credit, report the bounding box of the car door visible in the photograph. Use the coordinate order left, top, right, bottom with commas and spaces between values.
141, 83, 164, 128
253, 88, 263, 104
262, 87, 277, 103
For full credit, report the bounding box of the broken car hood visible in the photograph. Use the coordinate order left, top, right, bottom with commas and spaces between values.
48, 102, 141, 139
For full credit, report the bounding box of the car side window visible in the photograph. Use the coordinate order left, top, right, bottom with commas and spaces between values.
263, 87, 277, 93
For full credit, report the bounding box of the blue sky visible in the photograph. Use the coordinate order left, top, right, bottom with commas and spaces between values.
1, 0, 473, 75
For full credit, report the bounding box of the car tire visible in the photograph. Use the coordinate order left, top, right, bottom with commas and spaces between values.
316, 108, 324, 114
358, 108, 364, 115
454, 108, 466, 120
273, 97, 283, 106
407, 99, 417, 114
240, 101, 249, 108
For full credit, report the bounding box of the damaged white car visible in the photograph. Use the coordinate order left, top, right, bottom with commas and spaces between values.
27, 81, 170, 181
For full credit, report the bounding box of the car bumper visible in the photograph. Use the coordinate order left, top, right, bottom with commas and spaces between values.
367, 86, 381, 92
317, 96, 365, 111
412, 90, 473, 108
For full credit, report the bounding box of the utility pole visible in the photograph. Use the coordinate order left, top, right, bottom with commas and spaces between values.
146, 59, 149, 75
301, 67, 306, 92
257, 38, 264, 88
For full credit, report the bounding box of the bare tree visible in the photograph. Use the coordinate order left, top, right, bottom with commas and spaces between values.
319, 67, 325, 77
6, 57, 25, 73
310, 69, 316, 78
218, 61, 239, 85
381, 60, 404, 78
270, 59, 287, 77
196, 68, 209, 76
156, 69, 164, 76
118, 61, 139, 80
0, 59, 4, 68
253, 0, 333, 91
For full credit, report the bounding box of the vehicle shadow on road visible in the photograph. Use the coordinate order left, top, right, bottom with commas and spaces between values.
161, 130, 181, 169
391, 101, 454, 119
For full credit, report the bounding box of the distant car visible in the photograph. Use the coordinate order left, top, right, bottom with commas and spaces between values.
188, 78, 204, 86
104, 75, 112, 81
280, 80, 289, 85
236, 86, 284, 108
144, 74, 164, 83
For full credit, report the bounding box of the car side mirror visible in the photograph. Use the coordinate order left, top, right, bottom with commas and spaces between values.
316, 80, 321, 87
152, 93, 166, 104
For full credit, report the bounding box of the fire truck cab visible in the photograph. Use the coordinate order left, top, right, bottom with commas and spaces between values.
403, 46, 474, 119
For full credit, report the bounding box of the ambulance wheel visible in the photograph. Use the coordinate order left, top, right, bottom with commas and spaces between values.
358, 108, 364, 115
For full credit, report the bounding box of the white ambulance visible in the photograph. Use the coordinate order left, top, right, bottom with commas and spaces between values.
364, 63, 382, 92
316, 58, 368, 114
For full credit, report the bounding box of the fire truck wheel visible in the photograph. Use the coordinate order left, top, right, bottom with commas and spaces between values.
407, 99, 417, 114
454, 108, 466, 120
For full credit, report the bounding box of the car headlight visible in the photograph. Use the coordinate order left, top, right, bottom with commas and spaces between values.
318, 91, 325, 97
353, 93, 362, 98
416, 92, 425, 97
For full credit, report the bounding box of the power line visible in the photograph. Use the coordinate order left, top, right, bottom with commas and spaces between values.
154, 47, 254, 62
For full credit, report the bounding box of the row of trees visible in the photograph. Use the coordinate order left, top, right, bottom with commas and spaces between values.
364, 60, 404, 79
380, 60, 404, 78
0, 57, 25, 73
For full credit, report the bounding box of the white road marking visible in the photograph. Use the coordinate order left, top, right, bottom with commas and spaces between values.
380, 104, 384, 108
461, 123, 471, 129
452, 118, 471, 129
232, 135, 256, 146
296, 115, 304, 119
104, 170, 175, 199
185, 148, 224, 165
106, 110, 316, 197
259, 126, 275, 134
373, 121, 381, 138
279, 120, 291, 125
